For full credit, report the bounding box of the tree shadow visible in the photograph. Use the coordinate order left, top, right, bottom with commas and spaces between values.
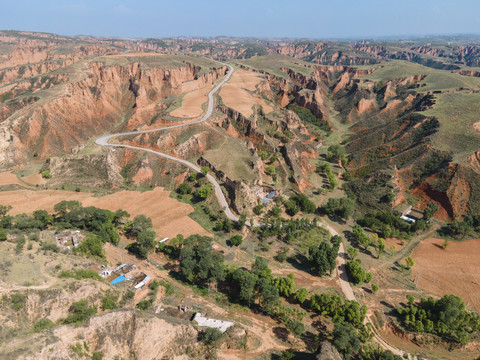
273, 326, 289, 342
286, 253, 312, 274
301, 331, 320, 352
380, 300, 395, 309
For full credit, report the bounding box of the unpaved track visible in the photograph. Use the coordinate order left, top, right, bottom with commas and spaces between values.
323, 222, 410, 358
95, 57, 409, 357
95, 60, 238, 222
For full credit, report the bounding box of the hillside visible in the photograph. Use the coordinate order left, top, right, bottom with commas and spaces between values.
2, 32, 480, 360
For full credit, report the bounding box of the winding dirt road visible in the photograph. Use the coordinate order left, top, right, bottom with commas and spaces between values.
95, 58, 409, 358
95, 61, 238, 222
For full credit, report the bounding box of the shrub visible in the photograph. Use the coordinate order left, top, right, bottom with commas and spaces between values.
10, 293, 27, 311
59, 269, 102, 281
101, 294, 118, 310
136, 299, 153, 311
63, 300, 97, 324
41, 170, 52, 179
253, 204, 264, 215
41, 242, 59, 253
33, 318, 55, 332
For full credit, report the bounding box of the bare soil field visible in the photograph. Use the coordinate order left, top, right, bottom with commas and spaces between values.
0, 172, 32, 187
20, 172, 47, 185
0, 187, 209, 238
170, 85, 213, 118
412, 237, 480, 311
220, 69, 273, 118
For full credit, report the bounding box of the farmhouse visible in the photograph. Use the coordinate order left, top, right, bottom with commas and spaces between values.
192, 313, 234, 333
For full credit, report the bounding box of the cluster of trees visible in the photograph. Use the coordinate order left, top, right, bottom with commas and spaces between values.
178, 235, 225, 285
396, 294, 480, 344
177, 169, 213, 202
309, 235, 341, 276
317, 162, 338, 190
288, 194, 316, 214
311, 293, 367, 328
326, 145, 348, 166
124, 215, 157, 259
0, 202, 139, 259
322, 197, 355, 219
258, 217, 318, 243
357, 211, 424, 238
443, 213, 480, 239
346, 259, 372, 284
54, 201, 126, 245
161, 235, 305, 330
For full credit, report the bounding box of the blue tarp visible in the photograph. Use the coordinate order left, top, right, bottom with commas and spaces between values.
267, 192, 275, 198
111, 275, 126, 284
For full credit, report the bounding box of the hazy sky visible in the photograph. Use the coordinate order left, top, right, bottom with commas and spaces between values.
2, 0, 480, 39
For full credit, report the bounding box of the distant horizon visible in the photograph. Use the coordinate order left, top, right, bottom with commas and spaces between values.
4, 28, 480, 43
2, 0, 480, 40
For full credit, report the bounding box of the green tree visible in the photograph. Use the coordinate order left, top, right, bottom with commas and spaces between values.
78, 235, 105, 259
177, 183, 192, 195
405, 257, 415, 269
199, 327, 224, 352
201, 166, 210, 175
196, 185, 212, 200
230, 268, 258, 304
347, 247, 359, 260
286, 320, 305, 341
309, 241, 339, 276
284, 200, 299, 216
333, 322, 362, 359
371, 283, 379, 293
376, 238, 385, 258
41, 170, 52, 179
257, 150, 268, 160
228, 234, 243, 246
423, 202, 439, 221
274, 274, 295, 298
253, 204, 264, 215
0, 228, 7, 241
294, 288, 309, 304
0, 204, 12, 217
346, 259, 367, 284
63, 300, 97, 325
326, 144, 346, 163
270, 205, 282, 217
265, 165, 276, 176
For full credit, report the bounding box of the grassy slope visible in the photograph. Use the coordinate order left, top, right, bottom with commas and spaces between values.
358, 60, 480, 92
236, 54, 314, 78
358, 60, 480, 163
423, 91, 480, 162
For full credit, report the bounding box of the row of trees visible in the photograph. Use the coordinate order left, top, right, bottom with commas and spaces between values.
317, 162, 338, 190
0, 201, 159, 260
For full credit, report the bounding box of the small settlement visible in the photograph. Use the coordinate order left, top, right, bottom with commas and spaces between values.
55, 230, 85, 250
99, 263, 151, 291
